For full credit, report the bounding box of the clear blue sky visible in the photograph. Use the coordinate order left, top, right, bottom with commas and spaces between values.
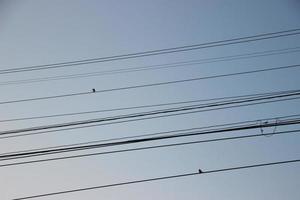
0, 0, 300, 199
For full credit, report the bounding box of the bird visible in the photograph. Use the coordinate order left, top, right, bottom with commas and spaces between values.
92, 88, 96, 93
198, 169, 203, 174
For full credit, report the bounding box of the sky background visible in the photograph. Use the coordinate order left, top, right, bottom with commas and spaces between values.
0, 0, 300, 199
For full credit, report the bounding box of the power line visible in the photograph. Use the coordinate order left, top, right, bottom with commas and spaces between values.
0, 117, 297, 158
2, 28, 300, 75
3, 94, 300, 140
0, 64, 299, 105
1, 89, 298, 123
1, 90, 299, 137
1, 118, 299, 161
1, 113, 298, 156
2, 128, 299, 168
1, 46, 299, 86
12, 159, 300, 200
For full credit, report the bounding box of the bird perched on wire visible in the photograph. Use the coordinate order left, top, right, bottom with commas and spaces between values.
92, 88, 96, 93
198, 169, 203, 174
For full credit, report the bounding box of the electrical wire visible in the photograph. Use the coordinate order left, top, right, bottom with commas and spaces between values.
1, 90, 299, 137
2, 129, 299, 168
1, 88, 298, 123
1, 46, 299, 86
0, 64, 299, 106
2, 94, 300, 140
1, 118, 299, 161
1, 113, 298, 156
12, 159, 300, 200
1, 28, 300, 75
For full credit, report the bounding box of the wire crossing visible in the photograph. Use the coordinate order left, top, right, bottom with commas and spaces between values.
12, 159, 300, 200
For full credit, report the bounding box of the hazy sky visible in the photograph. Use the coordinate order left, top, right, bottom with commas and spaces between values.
0, 0, 300, 199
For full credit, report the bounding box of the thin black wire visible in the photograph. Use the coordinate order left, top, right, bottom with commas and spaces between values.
2, 113, 298, 156
0, 29, 300, 74
0, 64, 299, 106
1, 88, 297, 123
3, 95, 300, 140
1, 46, 299, 86
2, 28, 300, 75
1, 119, 299, 161
12, 159, 300, 200
1, 91, 299, 137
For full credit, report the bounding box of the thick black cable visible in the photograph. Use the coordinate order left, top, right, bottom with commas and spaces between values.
2, 129, 299, 168
3, 95, 300, 140
0, 64, 299, 106
1, 46, 299, 86
12, 159, 300, 200
1, 119, 299, 161
2, 113, 298, 156
1, 91, 299, 137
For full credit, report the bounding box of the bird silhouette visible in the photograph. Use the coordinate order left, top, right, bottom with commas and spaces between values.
198, 169, 203, 174
92, 88, 96, 93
